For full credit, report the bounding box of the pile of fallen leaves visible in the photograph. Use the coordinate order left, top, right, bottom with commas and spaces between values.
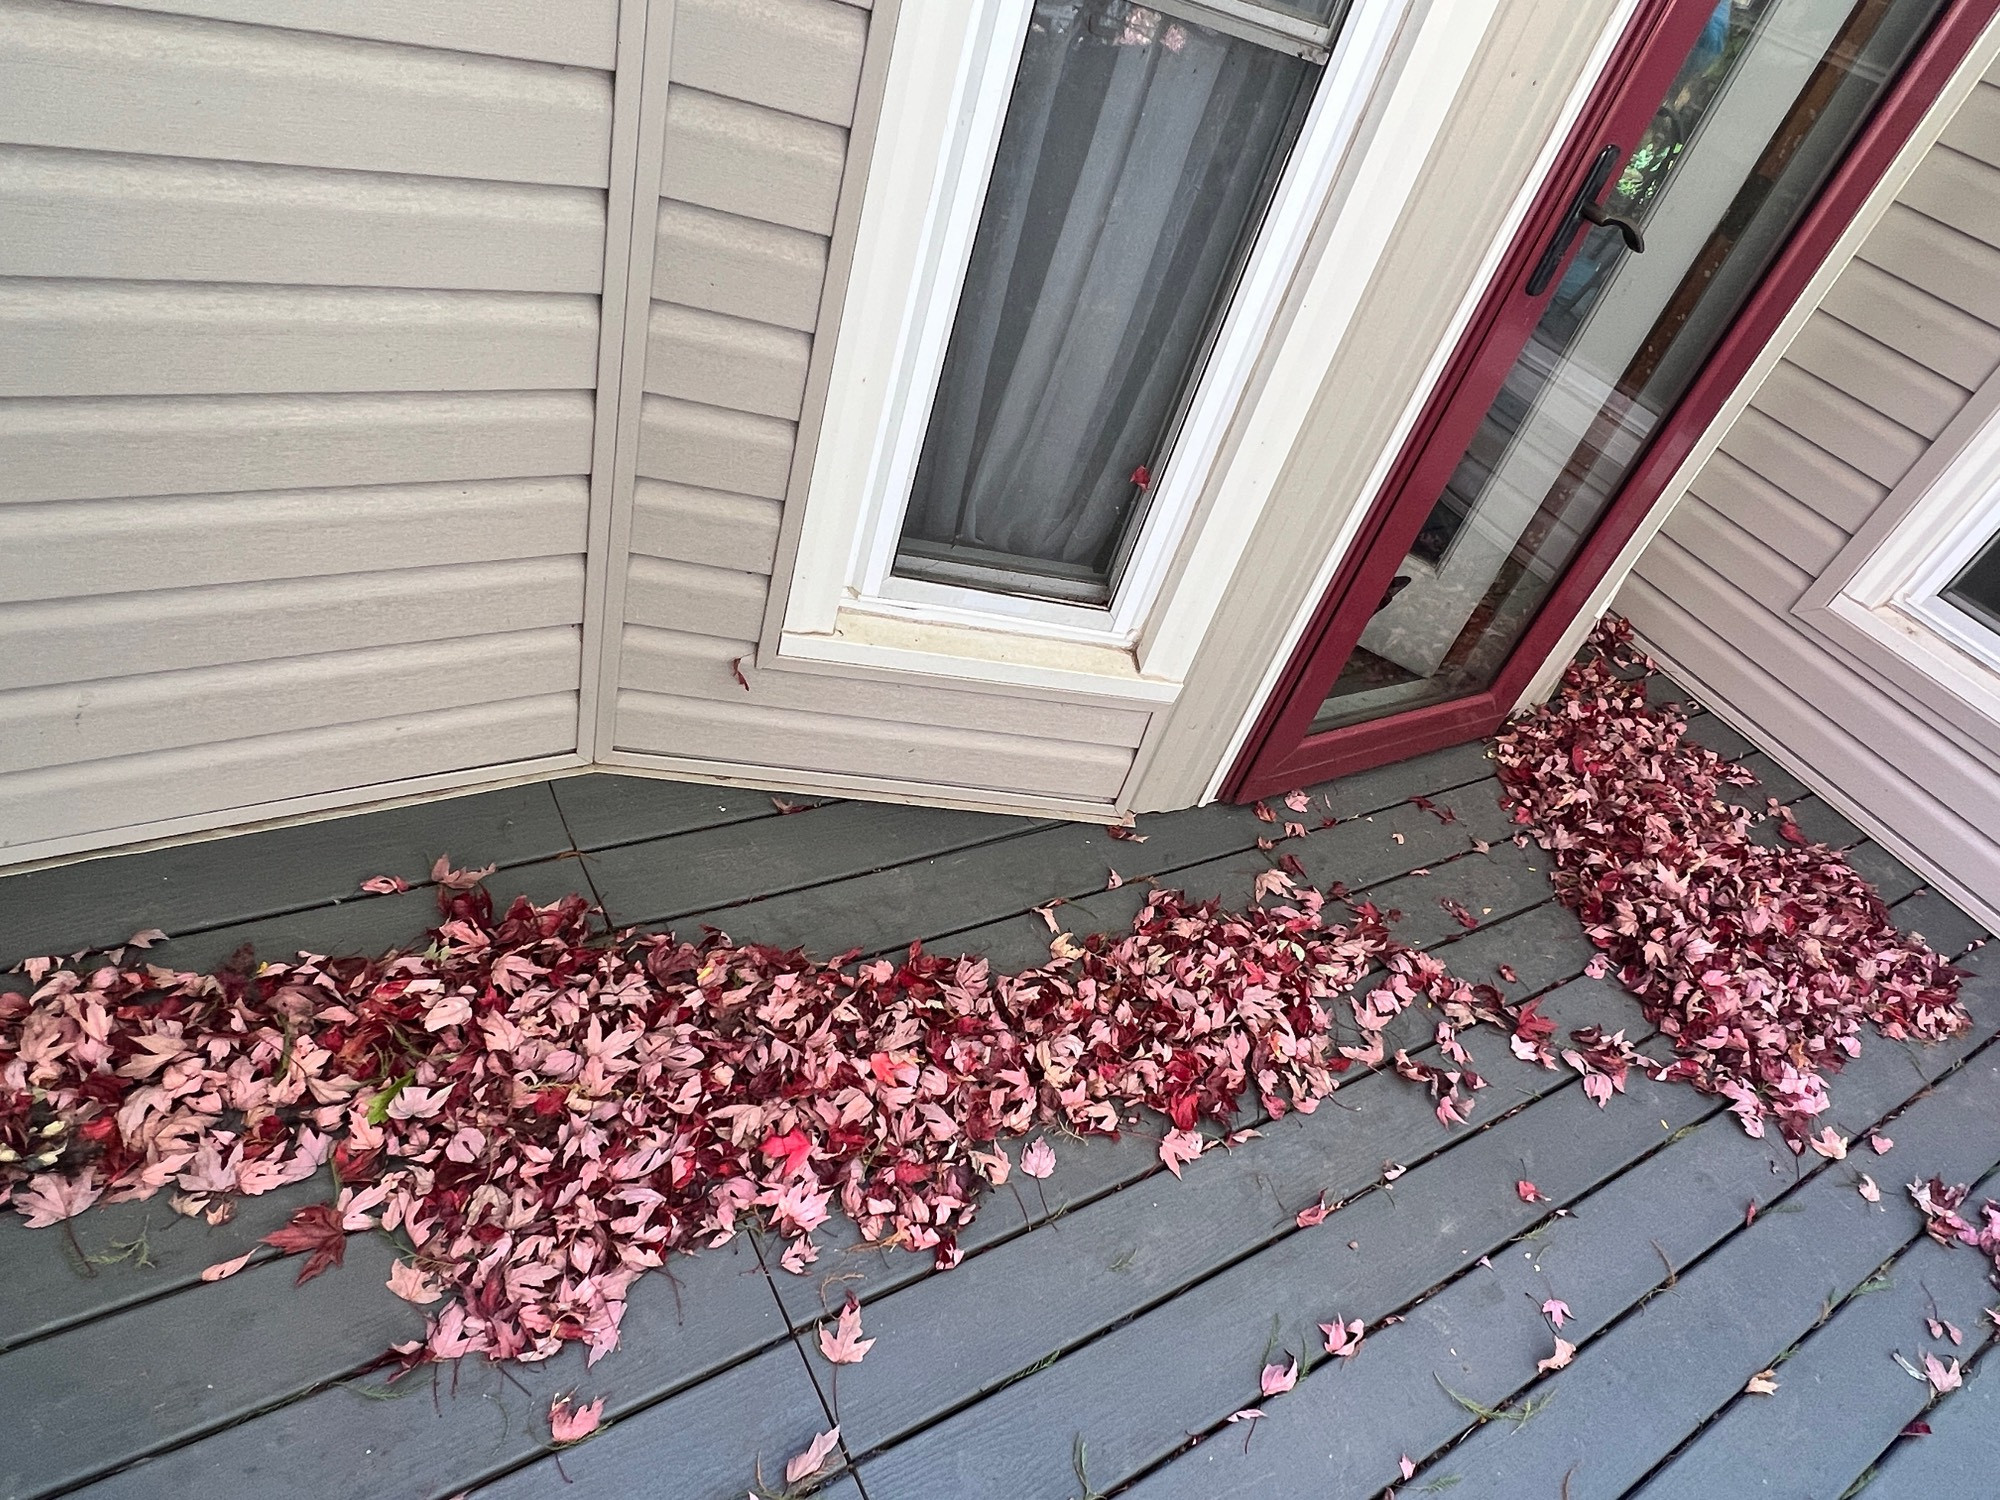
2, 867, 1498, 1371
1493, 616, 1968, 1146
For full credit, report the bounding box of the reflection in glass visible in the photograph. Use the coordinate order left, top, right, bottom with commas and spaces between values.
1945, 527, 2000, 637
1315, 0, 1947, 732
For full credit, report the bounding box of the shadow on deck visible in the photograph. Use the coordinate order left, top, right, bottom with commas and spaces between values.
0, 689, 1992, 1500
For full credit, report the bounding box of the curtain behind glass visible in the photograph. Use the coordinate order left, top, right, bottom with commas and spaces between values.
897, 2, 1314, 597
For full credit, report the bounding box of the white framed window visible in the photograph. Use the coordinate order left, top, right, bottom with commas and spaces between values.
1821, 398, 2000, 736
778, 0, 1492, 697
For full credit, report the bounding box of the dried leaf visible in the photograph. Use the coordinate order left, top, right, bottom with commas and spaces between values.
200, 1249, 256, 1283
1541, 1298, 1571, 1330
1516, 1180, 1547, 1204
360, 876, 409, 895
785, 1426, 842, 1484
549, 1394, 604, 1444
1858, 1175, 1881, 1203
1260, 1358, 1297, 1397
1020, 1140, 1057, 1180
1744, 1369, 1780, 1396
818, 1297, 874, 1365
1537, 1338, 1575, 1374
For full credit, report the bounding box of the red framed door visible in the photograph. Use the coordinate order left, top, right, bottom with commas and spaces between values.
1227, 0, 2000, 802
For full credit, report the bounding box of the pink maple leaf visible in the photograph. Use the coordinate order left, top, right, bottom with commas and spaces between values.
430, 855, 496, 891
1260, 1358, 1297, 1397
1537, 1337, 1576, 1373
549, 1394, 604, 1444
1320, 1317, 1364, 1359
14, 1172, 103, 1229
785, 1426, 842, 1485
1923, 1353, 1963, 1394
1020, 1139, 1057, 1179
359, 876, 409, 895
1296, 1195, 1331, 1228
818, 1297, 874, 1365
1283, 789, 1311, 813
1159, 1129, 1203, 1178
1516, 1179, 1547, 1204
200, 1249, 256, 1283
1541, 1298, 1571, 1329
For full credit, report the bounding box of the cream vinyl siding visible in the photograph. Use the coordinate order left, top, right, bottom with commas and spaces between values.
0, 0, 615, 859
1619, 58, 2000, 928
606, 0, 1150, 805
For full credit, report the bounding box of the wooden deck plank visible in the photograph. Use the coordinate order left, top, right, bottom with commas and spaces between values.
1863, 1344, 2000, 1497
1, 1232, 422, 1498
1846, 840, 1929, 905
1628, 1195, 2000, 1500
468, 1341, 837, 1500
0, 782, 572, 967
1895, 888, 1991, 957
1121, 952, 2000, 1500
0, 1168, 330, 1352
548, 771, 828, 851
581, 800, 1054, 928
675, 776, 1514, 960
847, 980, 1688, 1499
88, 856, 595, 976
67, 1238, 791, 1500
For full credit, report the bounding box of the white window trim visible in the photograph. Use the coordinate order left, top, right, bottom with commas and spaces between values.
779, 0, 1495, 699
1827, 401, 2000, 729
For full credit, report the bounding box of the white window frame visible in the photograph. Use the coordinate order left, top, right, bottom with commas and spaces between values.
778, 0, 1488, 697
1827, 399, 2000, 729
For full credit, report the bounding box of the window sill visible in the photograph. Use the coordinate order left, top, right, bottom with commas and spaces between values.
774, 607, 1182, 705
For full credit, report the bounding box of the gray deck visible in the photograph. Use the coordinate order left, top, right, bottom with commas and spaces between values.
1, 702, 1993, 1500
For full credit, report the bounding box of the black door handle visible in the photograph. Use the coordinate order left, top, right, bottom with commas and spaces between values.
1526, 144, 1644, 296
1581, 200, 1646, 253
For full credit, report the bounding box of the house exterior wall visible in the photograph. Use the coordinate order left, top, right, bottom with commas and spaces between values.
1618, 50, 2000, 930
0, 0, 622, 861
598, 0, 1155, 810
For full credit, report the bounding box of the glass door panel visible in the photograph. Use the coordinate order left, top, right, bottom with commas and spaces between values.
1311, 0, 1947, 732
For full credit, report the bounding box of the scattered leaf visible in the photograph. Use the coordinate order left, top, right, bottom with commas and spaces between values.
200, 1249, 255, 1283
818, 1297, 874, 1365
1020, 1139, 1057, 1180
1744, 1369, 1780, 1396
1536, 1338, 1575, 1374
785, 1425, 842, 1484
1260, 1358, 1297, 1397
1858, 1175, 1881, 1203
1516, 1180, 1547, 1204
1541, 1298, 1571, 1330
549, 1394, 604, 1444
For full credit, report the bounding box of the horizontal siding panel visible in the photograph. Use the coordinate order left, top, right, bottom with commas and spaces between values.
629, 479, 782, 572
1659, 500, 1816, 611
662, 88, 846, 235
1860, 203, 2000, 328
0, 148, 606, 292
673, 0, 868, 126
1685, 451, 1851, 573
622, 626, 1155, 747
653, 199, 827, 332
0, 477, 590, 604
0, 557, 585, 690
645, 300, 811, 419
636, 393, 795, 498
1622, 554, 2000, 884
0, 693, 580, 852
75, 0, 621, 69
1896, 145, 2000, 255
0, 281, 600, 397
1817, 257, 2000, 389
0, 627, 580, 774
0, 0, 613, 188
1782, 314, 1969, 440
1714, 407, 1887, 532
623, 555, 769, 640
614, 691, 1135, 801
1748, 362, 1930, 487
1940, 78, 2000, 169
0, 390, 597, 502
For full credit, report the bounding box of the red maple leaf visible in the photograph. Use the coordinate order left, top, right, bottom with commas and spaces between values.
261, 1203, 348, 1286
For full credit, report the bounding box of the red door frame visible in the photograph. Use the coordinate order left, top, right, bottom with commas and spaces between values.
1226, 0, 2000, 803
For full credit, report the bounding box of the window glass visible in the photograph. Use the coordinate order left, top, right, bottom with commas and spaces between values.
896, 1, 1318, 604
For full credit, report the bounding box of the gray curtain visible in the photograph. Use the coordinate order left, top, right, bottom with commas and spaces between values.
899, 1, 1312, 584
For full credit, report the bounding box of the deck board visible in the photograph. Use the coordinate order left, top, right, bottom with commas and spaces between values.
0, 689, 1987, 1500
0, 783, 572, 967
1628, 1192, 2000, 1500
